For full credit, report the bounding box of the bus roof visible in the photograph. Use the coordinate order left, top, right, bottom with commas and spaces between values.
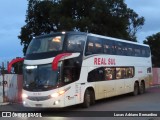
34, 31, 149, 47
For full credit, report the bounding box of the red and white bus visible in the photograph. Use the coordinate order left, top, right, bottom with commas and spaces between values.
8, 31, 152, 108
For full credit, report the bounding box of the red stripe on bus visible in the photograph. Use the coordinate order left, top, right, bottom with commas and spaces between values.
52, 53, 72, 70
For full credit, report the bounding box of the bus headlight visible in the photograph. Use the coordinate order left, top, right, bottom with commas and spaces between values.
51, 90, 65, 98
59, 90, 65, 95
51, 93, 59, 98
50, 87, 71, 98
22, 93, 28, 99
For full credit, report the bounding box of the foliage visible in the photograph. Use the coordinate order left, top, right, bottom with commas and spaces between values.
144, 32, 160, 67
18, 0, 144, 55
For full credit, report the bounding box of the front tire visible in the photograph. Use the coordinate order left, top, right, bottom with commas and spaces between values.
82, 90, 91, 108
90, 90, 95, 105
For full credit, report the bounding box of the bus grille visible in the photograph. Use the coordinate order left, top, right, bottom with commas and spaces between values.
27, 96, 50, 101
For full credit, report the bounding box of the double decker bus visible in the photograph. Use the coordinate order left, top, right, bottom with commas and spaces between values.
8, 31, 152, 108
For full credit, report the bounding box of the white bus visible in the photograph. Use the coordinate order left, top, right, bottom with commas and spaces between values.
8, 31, 152, 108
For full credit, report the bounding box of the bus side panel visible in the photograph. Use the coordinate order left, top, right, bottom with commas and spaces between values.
95, 81, 106, 99
105, 80, 116, 98
115, 79, 125, 95
124, 78, 133, 93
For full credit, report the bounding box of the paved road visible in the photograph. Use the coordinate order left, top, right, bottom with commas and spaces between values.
0, 86, 160, 120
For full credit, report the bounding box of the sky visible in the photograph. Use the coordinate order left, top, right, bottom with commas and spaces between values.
0, 0, 160, 63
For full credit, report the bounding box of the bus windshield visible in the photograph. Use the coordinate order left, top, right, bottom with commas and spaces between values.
23, 64, 59, 91
26, 35, 65, 54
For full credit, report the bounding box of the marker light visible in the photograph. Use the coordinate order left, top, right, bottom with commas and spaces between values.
22, 93, 28, 98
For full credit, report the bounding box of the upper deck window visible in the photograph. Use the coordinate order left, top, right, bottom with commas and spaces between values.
66, 35, 86, 52
26, 35, 65, 54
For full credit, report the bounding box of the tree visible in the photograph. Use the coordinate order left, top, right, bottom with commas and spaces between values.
19, 0, 145, 55
144, 32, 160, 67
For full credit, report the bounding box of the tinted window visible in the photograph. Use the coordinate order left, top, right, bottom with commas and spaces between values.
126, 44, 134, 56
94, 38, 103, 54
85, 36, 103, 55
87, 67, 105, 82
103, 39, 115, 54
104, 67, 116, 80
134, 45, 141, 57
85, 35, 150, 58
85, 39, 94, 55
87, 67, 134, 82
26, 35, 65, 54
145, 47, 150, 57
115, 42, 123, 55
66, 35, 85, 52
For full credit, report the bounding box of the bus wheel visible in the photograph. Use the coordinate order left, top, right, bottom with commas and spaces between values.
90, 90, 95, 105
139, 82, 145, 94
82, 89, 91, 108
133, 82, 139, 96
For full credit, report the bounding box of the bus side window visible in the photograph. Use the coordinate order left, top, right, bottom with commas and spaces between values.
66, 35, 85, 52
134, 45, 141, 57
127, 46, 133, 56
103, 39, 114, 54
104, 68, 116, 80
103, 41, 112, 54
142, 48, 146, 57
86, 41, 94, 55
94, 38, 103, 54
115, 42, 124, 55
126, 67, 134, 78
145, 47, 150, 57
122, 43, 128, 56
85, 36, 95, 55
104, 44, 110, 54
88, 70, 96, 82
87, 67, 104, 82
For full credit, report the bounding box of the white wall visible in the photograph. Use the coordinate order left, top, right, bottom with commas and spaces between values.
0, 74, 22, 103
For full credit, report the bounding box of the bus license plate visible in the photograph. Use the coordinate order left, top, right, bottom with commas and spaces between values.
35, 104, 42, 107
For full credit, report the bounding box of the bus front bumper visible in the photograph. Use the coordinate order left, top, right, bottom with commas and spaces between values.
22, 96, 64, 108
